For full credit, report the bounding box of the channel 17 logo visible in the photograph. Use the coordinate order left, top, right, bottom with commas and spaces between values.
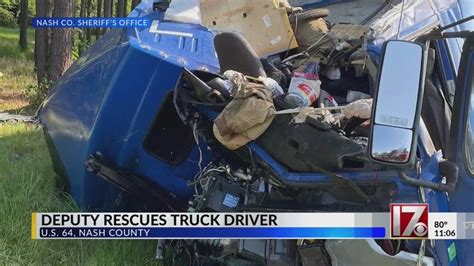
391, 204, 429, 238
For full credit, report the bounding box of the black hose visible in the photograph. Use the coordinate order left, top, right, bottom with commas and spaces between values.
397, 170, 454, 193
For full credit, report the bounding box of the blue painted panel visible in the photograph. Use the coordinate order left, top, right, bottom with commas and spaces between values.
39, 1, 219, 209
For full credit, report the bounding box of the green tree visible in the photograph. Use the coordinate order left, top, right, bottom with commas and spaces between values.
131, 0, 139, 10
85, 0, 92, 43
96, 0, 102, 39
49, 0, 75, 82
102, 0, 111, 34
18, 0, 28, 50
117, 0, 124, 17
34, 0, 49, 83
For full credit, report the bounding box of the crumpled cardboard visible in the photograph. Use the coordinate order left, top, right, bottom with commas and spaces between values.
200, 0, 298, 57
213, 82, 276, 150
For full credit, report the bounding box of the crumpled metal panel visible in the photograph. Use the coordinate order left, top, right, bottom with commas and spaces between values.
127, 0, 219, 72
39, 1, 219, 209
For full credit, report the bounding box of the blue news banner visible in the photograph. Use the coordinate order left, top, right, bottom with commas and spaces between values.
32, 18, 151, 28
37, 227, 384, 239
32, 213, 389, 240
32, 211, 473, 240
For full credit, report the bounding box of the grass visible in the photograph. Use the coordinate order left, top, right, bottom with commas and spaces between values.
0, 27, 36, 113
0, 123, 159, 265
0, 27, 160, 264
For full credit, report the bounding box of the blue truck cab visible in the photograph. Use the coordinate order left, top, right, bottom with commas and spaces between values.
38, 0, 474, 265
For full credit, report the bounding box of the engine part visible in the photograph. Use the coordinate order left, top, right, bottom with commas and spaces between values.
257, 114, 365, 171
189, 172, 246, 212
232, 169, 253, 181
239, 239, 297, 266
298, 240, 331, 266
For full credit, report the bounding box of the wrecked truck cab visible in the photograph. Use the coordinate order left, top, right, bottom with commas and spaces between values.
37, 0, 428, 211
40, 0, 396, 210
36, 1, 421, 210
39, 0, 474, 265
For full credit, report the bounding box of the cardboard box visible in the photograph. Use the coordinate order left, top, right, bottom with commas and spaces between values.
200, 0, 298, 57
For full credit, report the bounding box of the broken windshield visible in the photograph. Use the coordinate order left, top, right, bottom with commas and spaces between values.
370, 0, 458, 44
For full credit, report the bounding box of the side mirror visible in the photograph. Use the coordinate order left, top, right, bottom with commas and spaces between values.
369, 40, 427, 168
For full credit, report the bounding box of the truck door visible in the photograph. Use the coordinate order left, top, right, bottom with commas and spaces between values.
446, 35, 474, 265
